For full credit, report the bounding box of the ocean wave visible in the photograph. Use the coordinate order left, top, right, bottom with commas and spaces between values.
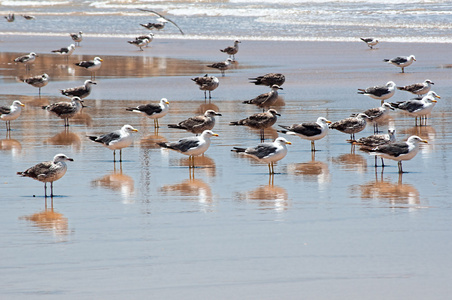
0, 0, 70, 6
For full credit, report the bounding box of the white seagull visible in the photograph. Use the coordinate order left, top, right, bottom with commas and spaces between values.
23, 73, 49, 96
358, 81, 396, 104
14, 52, 37, 71
278, 117, 331, 151
75, 57, 103, 80
61, 79, 97, 99
88, 125, 138, 162
207, 58, 233, 77
51, 44, 75, 61
360, 37, 379, 49
383, 55, 416, 73
42, 97, 84, 127
0, 100, 25, 131
191, 74, 220, 100
126, 98, 170, 128
390, 91, 440, 126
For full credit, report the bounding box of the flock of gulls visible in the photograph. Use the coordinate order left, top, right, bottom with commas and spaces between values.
1, 11, 439, 197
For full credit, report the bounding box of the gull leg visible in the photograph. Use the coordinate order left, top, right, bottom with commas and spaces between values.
311, 141, 315, 152
113, 150, 116, 162
398, 161, 403, 173
50, 182, 54, 198
381, 157, 385, 167
119, 149, 123, 162
44, 183, 47, 198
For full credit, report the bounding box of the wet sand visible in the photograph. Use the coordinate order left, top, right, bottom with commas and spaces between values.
1, 36, 452, 299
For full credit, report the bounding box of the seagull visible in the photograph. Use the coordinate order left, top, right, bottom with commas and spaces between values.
207, 58, 233, 76
220, 40, 241, 61
42, 97, 84, 127
17, 154, 74, 197
61, 79, 97, 99
360, 37, 379, 49
330, 113, 370, 141
135, 33, 154, 47
23, 73, 49, 96
383, 55, 416, 73
191, 74, 219, 100
138, 9, 184, 35
75, 57, 103, 80
357, 81, 396, 105
249, 73, 285, 87
69, 31, 83, 46
230, 109, 280, 142
88, 125, 138, 162
14, 52, 37, 71
127, 38, 149, 51
390, 91, 440, 126
126, 98, 170, 128
157, 130, 219, 168
231, 137, 292, 174
51, 44, 75, 62
5, 13, 14, 22
397, 79, 434, 97
278, 117, 331, 151
369, 135, 427, 173
168, 110, 221, 135
243, 84, 283, 111
356, 102, 394, 133
0, 100, 25, 131
354, 128, 396, 166
22, 15, 35, 20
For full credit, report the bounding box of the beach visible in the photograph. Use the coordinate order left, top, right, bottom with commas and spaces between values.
1, 35, 452, 299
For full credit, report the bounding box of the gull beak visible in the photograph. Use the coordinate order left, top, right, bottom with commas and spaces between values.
20, 103, 25, 107
432, 100, 438, 103
213, 133, 219, 137
99, 59, 104, 62
165, 101, 170, 104
215, 113, 222, 116
276, 113, 281, 116
133, 129, 139, 132
422, 140, 428, 144
435, 95, 441, 99
286, 141, 292, 145
326, 120, 332, 124
67, 158, 74, 161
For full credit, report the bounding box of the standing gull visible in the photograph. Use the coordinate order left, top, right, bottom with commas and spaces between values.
0, 100, 25, 131
75, 57, 103, 80
220, 40, 241, 61
14, 52, 37, 71
138, 9, 184, 35
135, 33, 154, 47
354, 128, 396, 166
61, 80, 97, 99
42, 97, 84, 127
23, 73, 49, 96
51, 44, 75, 62
383, 55, 416, 73
357, 102, 394, 133
69, 31, 83, 46
358, 81, 396, 105
207, 58, 233, 77
127, 38, 149, 51
369, 135, 427, 173
17, 153, 74, 197
126, 98, 170, 128
397, 79, 434, 97
88, 125, 138, 162
330, 113, 370, 141
360, 37, 379, 49
230, 109, 280, 142
249, 73, 285, 87
191, 74, 219, 100
157, 130, 219, 168
243, 84, 283, 111
232, 137, 292, 175
278, 117, 331, 151
390, 91, 440, 126
168, 110, 221, 135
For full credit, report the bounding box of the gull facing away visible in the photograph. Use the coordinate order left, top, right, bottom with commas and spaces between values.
397, 79, 434, 97
138, 9, 184, 35
14, 52, 37, 71
0, 100, 25, 131
369, 135, 427, 173
231, 137, 292, 175
330, 113, 370, 141
278, 117, 331, 151
61, 79, 97, 99
17, 153, 74, 198
51, 44, 75, 62
356, 102, 394, 134
168, 110, 221, 135
23, 73, 49, 96
357, 81, 396, 105
157, 130, 219, 168
5, 13, 14, 22
70, 31, 83, 46
87, 125, 138, 162
42, 97, 84, 127
383, 55, 416, 73
207, 58, 233, 77
75, 57, 103, 80
390, 91, 440, 126
354, 128, 396, 167
360, 37, 379, 49
249, 73, 285, 87
126, 98, 170, 128
243, 84, 283, 111
220, 40, 241, 61
230, 109, 280, 142
191, 74, 219, 100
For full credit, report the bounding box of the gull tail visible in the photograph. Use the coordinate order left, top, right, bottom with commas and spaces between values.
357, 89, 366, 94
231, 147, 246, 153
168, 124, 185, 130
383, 59, 390, 62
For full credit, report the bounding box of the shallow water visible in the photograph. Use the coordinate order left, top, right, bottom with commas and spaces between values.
1, 38, 452, 299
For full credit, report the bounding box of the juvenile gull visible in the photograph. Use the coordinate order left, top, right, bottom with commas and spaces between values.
383, 55, 416, 73
0, 100, 25, 131
138, 9, 185, 35
23, 73, 49, 96
230, 109, 280, 142
369, 135, 427, 173
168, 110, 221, 135
51, 44, 75, 61
14, 52, 37, 71
330, 113, 370, 141
88, 125, 138, 162
278, 117, 331, 151
354, 128, 396, 166
243, 84, 283, 111
249, 73, 285, 87
207, 58, 233, 77
75, 57, 103, 80
360, 37, 379, 49
191, 74, 219, 100
231, 137, 292, 175
157, 130, 218, 168
220, 40, 241, 61
397, 79, 434, 97
358, 81, 396, 105
126, 98, 170, 128
61, 79, 96, 99
69, 31, 83, 46
390, 91, 440, 126
42, 97, 84, 127
17, 153, 74, 197
355, 102, 394, 133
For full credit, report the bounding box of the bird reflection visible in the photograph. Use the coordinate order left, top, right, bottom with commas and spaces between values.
235, 175, 289, 211
287, 152, 330, 184
197, 102, 219, 114
399, 125, 436, 142
177, 155, 216, 177
44, 128, 82, 150
140, 133, 167, 149
159, 178, 213, 209
70, 109, 93, 126
332, 151, 368, 173
91, 163, 135, 203
0, 132, 22, 156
